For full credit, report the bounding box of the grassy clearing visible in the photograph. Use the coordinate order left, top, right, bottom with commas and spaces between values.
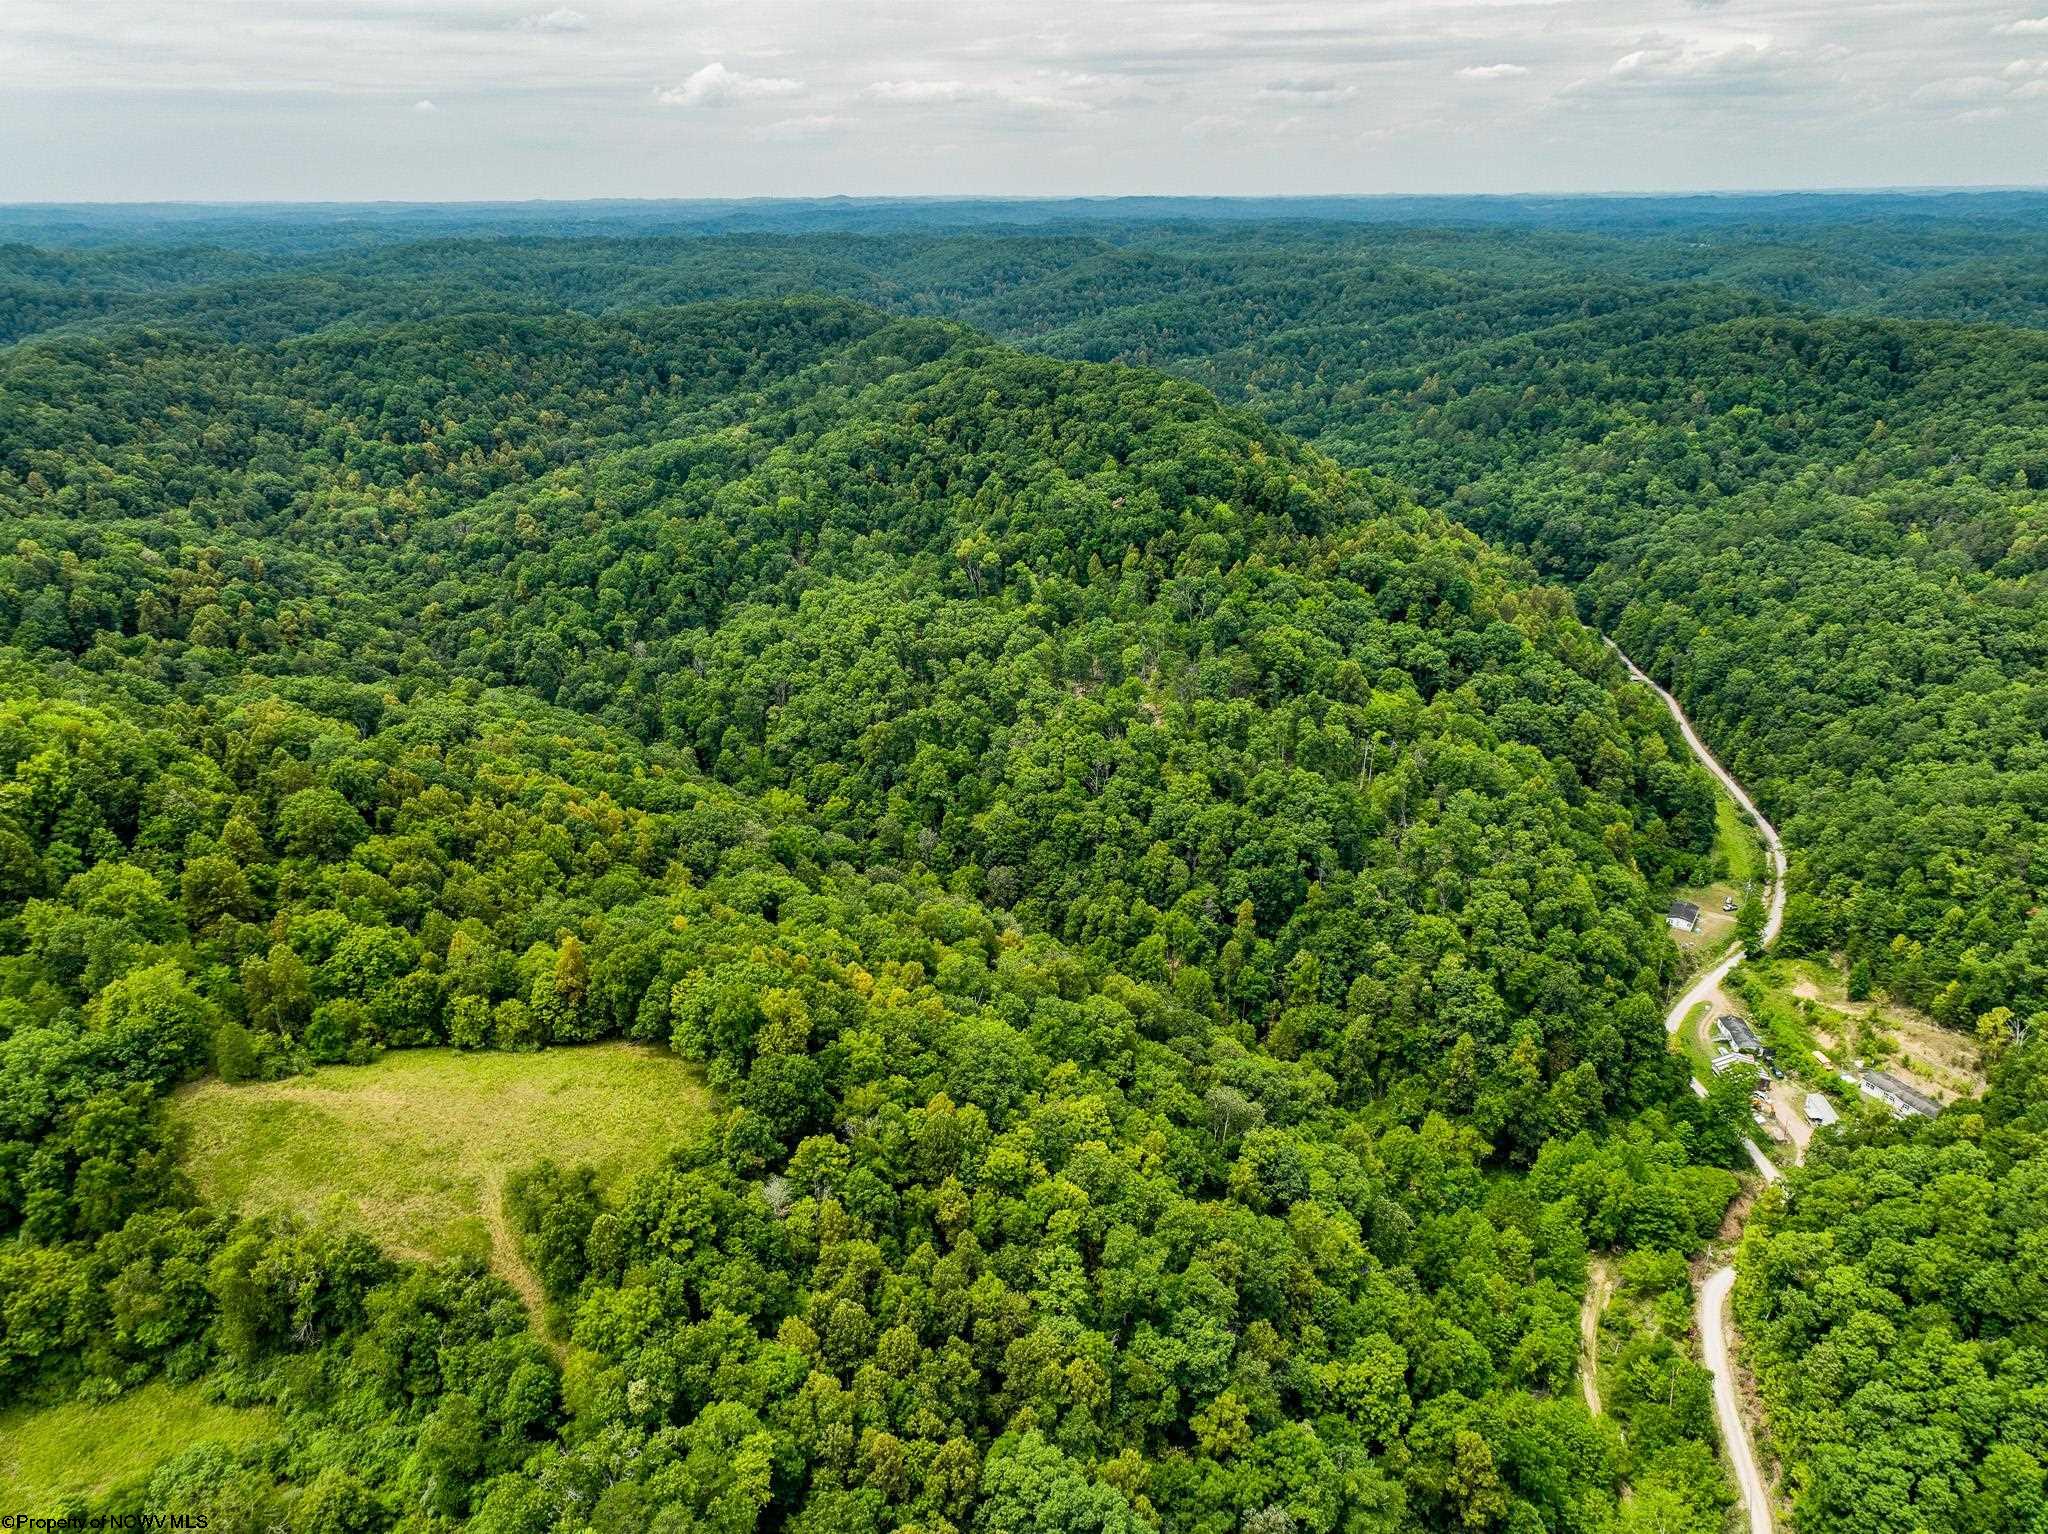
1671, 789, 1768, 968
171, 1043, 713, 1269
1677, 999, 1717, 1081
1770, 956, 1841, 1000
1715, 794, 1762, 890
0, 1384, 273, 1508
1674, 894, 1740, 965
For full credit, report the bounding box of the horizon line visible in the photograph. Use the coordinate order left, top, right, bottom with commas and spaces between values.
6, 184, 2048, 210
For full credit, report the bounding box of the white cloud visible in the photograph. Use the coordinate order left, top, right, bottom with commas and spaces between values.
1551, 28, 1848, 120
1257, 78, 1358, 106
863, 78, 1072, 114
1919, 57, 2048, 105
1610, 37, 1772, 82
1581, 33, 1820, 101
412, 98, 438, 113
865, 79, 972, 103
1181, 107, 1333, 147
2, 0, 2043, 198
657, 62, 803, 108
1182, 111, 1247, 139
1053, 71, 1150, 105
1911, 74, 2006, 103
756, 113, 848, 140
516, 8, 590, 34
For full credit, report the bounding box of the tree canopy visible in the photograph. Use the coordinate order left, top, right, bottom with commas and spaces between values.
8, 195, 2047, 1533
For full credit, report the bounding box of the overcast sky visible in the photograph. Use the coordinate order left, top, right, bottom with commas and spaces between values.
4, 0, 2045, 201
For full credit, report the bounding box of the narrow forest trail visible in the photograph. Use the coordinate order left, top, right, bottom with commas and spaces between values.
1613, 642, 1787, 1534
483, 1172, 567, 1365
1579, 1258, 1613, 1417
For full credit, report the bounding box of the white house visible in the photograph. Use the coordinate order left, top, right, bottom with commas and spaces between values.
1860, 1070, 1940, 1120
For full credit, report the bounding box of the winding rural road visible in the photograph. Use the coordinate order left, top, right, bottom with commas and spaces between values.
1611, 643, 1788, 955
1699, 1263, 1773, 1534
1613, 642, 1784, 1534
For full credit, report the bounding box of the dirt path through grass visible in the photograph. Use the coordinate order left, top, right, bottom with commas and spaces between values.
172, 1042, 711, 1345
1580, 1257, 1614, 1416
482, 1170, 566, 1358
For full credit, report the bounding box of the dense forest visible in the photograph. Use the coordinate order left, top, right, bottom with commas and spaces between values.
1735, 1041, 2048, 1533
3, 196, 2046, 1533
12, 204, 2041, 1030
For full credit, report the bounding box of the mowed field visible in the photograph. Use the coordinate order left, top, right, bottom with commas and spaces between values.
1670, 785, 1772, 962
170, 1044, 713, 1285
0, 1384, 273, 1507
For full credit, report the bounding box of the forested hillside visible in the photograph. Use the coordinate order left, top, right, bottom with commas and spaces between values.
1302, 309, 2048, 1027
2, 286, 1753, 1531
6, 197, 2048, 1533
1735, 1043, 2048, 1533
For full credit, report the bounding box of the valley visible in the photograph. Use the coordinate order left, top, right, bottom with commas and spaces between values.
2, 194, 2043, 1534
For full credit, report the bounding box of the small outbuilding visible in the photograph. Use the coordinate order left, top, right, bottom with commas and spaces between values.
1805, 1092, 1839, 1128
1668, 900, 1702, 933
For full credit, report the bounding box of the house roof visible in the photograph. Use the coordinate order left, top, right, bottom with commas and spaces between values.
1718, 1013, 1763, 1053
1804, 1093, 1839, 1126
1669, 900, 1700, 923
1863, 1070, 1940, 1118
